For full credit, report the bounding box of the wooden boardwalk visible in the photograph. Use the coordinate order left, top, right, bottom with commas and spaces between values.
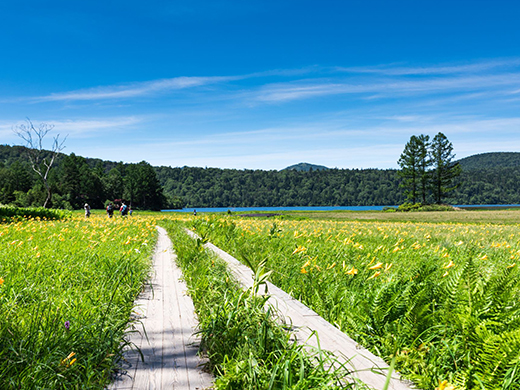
109, 226, 213, 390
185, 229, 414, 390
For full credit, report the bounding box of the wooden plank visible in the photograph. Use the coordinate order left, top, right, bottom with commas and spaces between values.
185, 228, 413, 390
109, 227, 213, 390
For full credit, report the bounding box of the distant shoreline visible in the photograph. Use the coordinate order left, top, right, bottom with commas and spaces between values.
163, 204, 520, 213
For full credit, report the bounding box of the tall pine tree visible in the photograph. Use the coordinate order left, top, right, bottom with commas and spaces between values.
398, 135, 430, 204
430, 132, 461, 204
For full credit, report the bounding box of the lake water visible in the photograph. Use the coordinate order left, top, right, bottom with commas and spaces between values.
162, 204, 520, 213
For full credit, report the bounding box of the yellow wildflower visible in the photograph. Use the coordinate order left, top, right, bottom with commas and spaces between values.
346, 267, 358, 275
292, 245, 307, 255
442, 271, 449, 277
481, 254, 488, 260
61, 352, 76, 366
0, 277, 4, 286
436, 380, 455, 390
384, 263, 393, 272
369, 262, 383, 270
326, 262, 336, 270
300, 267, 308, 274
443, 260, 455, 269
507, 263, 516, 269
368, 271, 381, 279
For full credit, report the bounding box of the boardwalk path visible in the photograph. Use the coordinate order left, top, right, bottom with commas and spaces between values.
185, 229, 413, 390
109, 226, 213, 390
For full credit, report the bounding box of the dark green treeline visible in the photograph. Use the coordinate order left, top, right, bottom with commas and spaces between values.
0, 145, 165, 210
2, 145, 520, 209
156, 166, 404, 207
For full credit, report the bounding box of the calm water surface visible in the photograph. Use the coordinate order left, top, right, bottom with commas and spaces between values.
162, 205, 520, 213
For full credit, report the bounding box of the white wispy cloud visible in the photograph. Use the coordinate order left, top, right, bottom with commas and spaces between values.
335, 58, 520, 76
34, 76, 242, 102
22, 58, 520, 107
251, 73, 520, 103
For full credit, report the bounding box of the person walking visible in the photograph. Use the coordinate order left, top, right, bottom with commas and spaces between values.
106, 203, 114, 218
84, 203, 91, 218
120, 203, 129, 217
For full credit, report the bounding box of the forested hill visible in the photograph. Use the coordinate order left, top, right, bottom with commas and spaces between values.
457, 152, 520, 169
3, 144, 520, 209
155, 166, 404, 207
283, 162, 330, 172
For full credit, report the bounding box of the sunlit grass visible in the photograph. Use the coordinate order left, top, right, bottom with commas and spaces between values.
161, 219, 360, 389
189, 215, 520, 389
0, 215, 157, 388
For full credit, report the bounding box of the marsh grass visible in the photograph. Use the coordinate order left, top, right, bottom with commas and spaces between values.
278, 208, 520, 224
0, 215, 157, 389
161, 219, 364, 389
0, 206, 71, 222
190, 215, 520, 389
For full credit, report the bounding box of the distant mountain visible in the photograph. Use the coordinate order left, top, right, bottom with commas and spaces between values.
283, 162, 329, 172
458, 152, 520, 170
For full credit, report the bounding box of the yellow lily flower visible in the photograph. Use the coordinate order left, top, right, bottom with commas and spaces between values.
346, 267, 358, 275
443, 260, 455, 269
369, 262, 383, 270
292, 245, 307, 255
368, 271, 381, 279
436, 379, 455, 390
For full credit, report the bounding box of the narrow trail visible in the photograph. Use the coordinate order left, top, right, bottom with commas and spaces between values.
185, 228, 413, 390
109, 226, 212, 390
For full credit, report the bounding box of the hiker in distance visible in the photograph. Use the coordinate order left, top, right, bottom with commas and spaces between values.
84, 203, 91, 218
120, 203, 129, 217
106, 203, 114, 218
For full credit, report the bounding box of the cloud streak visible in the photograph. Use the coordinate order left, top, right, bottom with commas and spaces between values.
21, 58, 520, 108
252, 73, 520, 103
334, 58, 520, 76
34, 76, 242, 102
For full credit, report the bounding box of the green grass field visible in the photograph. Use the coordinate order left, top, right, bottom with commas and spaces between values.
191, 212, 520, 389
3, 208, 520, 389
275, 208, 520, 224
0, 214, 157, 389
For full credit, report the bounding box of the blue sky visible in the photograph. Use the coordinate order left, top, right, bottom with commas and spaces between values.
1, 0, 520, 170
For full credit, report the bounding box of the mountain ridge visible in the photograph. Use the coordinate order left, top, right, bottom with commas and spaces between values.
457, 152, 520, 170
282, 162, 330, 172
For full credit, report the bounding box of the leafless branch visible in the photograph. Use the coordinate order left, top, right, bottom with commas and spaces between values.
12, 118, 67, 208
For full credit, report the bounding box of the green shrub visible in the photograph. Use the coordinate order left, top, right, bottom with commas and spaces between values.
397, 203, 423, 212
397, 203, 454, 212
0, 206, 72, 222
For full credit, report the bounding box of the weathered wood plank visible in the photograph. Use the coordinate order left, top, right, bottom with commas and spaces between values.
108, 227, 213, 390
185, 228, 413, 390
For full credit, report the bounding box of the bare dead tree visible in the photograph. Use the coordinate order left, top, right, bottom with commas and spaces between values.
13, 118, 67, 208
